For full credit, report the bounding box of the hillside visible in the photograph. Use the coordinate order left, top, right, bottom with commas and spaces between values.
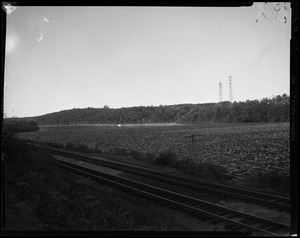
5, 94, 290, 125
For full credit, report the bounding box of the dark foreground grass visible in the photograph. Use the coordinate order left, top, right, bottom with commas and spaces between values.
2, 138, 145, 231
4, 137, 172, 231
3, 137, 229, 233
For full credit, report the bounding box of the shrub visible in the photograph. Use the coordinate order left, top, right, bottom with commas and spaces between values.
75, 144, 89, 153
175, 158, 189, 171
244, 169, 290, 194
154, 150, 177, 167
144, 152, 156, 162
87, 146, 102, 154
129, 150, 142, 160
153, 149, 230, 182
65, 142, 75, 150
196, 162, 230, 182
112, 147, 128, 156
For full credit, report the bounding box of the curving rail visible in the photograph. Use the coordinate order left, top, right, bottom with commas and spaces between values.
43, 147, 290, 213
56, 158, 290, 236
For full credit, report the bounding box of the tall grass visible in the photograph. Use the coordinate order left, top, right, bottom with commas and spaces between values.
3, 137, 174, 231
243, 169, 290, 195
26, 140, 232, 183
153, 150, 232, 183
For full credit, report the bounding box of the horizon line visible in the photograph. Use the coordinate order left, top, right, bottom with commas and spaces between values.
4, 93, 290, 119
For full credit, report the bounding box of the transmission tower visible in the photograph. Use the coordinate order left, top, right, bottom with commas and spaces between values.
219, 82, 223, 102
228, 76, 233, 102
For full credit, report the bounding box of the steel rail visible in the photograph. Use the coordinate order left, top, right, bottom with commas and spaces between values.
56, 159, 290, 236
44, 147, 290, 212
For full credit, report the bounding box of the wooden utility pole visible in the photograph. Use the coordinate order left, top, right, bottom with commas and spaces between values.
177, 133, 202, 161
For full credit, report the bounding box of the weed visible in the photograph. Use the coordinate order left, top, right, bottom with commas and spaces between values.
244, 169, 290, 194
153, 150, 231, 183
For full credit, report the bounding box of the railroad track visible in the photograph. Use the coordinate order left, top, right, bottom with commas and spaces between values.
55, 158, 290, 236
43, 147, 291, 213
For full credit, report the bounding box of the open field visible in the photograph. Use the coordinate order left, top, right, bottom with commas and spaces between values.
16, 122, 290, 182
39, 122, 183, 127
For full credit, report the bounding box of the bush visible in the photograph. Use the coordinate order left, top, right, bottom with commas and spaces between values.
75, 144, 89, 153
65, 142, 75, 150
144, 152, 156, 162
87, 146, 102, 154
44, 141, 64, 149
113, 147, 128, 156
154, 150, 177, 167
129, 150, 143, 160
196, 162, 230, 182
245, 169, 290, 194
153, 150, 230, 182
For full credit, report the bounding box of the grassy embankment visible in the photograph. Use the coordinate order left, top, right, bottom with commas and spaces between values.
3, 135, 230, 232
3, 136, 159, 231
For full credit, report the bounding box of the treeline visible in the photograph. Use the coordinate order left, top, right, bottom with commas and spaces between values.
6, 94, 289, 125
4, 120, 40, 134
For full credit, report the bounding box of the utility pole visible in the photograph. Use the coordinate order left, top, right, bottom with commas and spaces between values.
176, 133, 202, 161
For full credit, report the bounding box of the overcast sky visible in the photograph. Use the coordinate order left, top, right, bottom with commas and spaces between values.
4, 4, 291, 117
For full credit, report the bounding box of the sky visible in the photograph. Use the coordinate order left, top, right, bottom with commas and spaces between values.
4, 3, 291, 118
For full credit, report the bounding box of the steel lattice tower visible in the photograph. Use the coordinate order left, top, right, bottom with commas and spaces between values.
219, 82, 223, 102
228, 76, 233, 102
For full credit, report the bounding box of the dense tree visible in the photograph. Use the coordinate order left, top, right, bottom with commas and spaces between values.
4, 94, 290, 125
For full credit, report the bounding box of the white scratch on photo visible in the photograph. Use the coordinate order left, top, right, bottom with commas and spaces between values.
43, 17, 50, 23
43, 17, 54, 24
3, 3, 16, 14
36, 33, 43, 42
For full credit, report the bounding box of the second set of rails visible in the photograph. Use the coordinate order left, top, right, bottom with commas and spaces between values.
43, 147, 290, 212
40, 145, 290, 236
